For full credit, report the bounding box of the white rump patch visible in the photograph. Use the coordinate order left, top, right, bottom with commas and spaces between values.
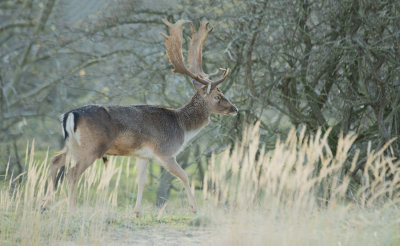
65, 113, 81, 146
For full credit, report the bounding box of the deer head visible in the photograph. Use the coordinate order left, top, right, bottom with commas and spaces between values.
161, 19, 238, 116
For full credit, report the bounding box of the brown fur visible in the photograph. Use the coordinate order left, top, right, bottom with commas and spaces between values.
42, 86, 237, 215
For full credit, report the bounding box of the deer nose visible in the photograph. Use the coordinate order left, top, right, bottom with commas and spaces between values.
230, 106, 238, 116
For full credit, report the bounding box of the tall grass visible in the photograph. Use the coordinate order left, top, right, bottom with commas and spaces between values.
0, 141, 128, 245
1, 123, 399, 245
203, 122, 400, 245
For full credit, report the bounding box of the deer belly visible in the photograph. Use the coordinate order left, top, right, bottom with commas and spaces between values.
132, 146, 156, 160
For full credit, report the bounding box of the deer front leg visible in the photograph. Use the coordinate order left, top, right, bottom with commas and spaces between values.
134, 158, 148, 218
159, 156, 198, 213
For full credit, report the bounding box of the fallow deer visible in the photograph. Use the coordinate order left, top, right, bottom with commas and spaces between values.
42, 19, 238, 216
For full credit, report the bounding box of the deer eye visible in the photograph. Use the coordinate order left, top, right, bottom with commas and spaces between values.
214, 96, 220, 101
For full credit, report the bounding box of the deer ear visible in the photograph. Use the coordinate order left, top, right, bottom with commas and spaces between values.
192, 79, 204, 90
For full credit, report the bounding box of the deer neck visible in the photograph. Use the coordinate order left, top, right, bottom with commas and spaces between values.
177, 92, 210, 132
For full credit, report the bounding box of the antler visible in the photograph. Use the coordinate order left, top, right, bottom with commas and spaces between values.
161, 19, 229, 91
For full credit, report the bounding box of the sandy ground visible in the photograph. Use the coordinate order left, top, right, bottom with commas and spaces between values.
107, 226, 212, 245
60, 224, 214, 246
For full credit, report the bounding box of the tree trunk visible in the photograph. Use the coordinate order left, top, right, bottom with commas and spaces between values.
155, 149, 190, 207
155, 170, 175, 207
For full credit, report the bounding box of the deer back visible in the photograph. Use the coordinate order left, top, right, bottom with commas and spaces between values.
62, 104, 186, 160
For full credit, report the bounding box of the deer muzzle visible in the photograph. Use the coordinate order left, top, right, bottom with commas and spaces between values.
229, 106, 239, 116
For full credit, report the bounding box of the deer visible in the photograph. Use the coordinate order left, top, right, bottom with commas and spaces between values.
41, 19, 238, 217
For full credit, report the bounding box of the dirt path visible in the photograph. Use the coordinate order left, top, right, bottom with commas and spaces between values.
60, 224, 214, 246
107, 226, 212, 245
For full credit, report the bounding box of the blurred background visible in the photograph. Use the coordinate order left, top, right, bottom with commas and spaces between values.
1, 0, 399, 205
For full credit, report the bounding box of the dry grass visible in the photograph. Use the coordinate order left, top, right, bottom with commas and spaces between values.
1, 142, 123, 245
206, 123, 400, 209
204, 123, 400, 245
1, 124, 400, 245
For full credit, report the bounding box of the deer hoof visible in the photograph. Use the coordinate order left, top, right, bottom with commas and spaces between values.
40, 204, 48, 213
134, 211, 142, 218
190, 206, 198, 214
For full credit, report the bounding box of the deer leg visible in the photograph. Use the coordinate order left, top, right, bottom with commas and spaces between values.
50, 150, 67, 189
159, 156, 197, 213
134, 158, 148, 218
41, 150, 67, 211
66, 156, 96, 210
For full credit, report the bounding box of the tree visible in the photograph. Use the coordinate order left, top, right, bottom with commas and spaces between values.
179, 0, 400, 185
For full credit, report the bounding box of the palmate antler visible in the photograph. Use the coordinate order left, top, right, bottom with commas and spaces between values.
161, 19, 229, 92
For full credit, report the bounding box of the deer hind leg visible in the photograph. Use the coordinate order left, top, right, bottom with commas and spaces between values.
159, 156, 197, 213
50, 150, 67, 189
134, 158, 149, 218
66, 153, 97, 210
41, 149, 67, 211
